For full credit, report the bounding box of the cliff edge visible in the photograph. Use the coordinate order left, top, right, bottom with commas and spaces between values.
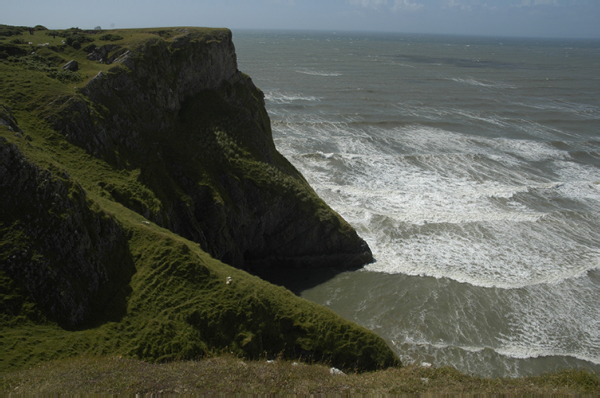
49, 28, 372, 271
0, 26, 389, 373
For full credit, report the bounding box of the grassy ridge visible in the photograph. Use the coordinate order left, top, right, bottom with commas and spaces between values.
2, 356, 599, 395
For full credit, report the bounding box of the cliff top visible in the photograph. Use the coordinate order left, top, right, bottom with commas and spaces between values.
1, 26, 231, 100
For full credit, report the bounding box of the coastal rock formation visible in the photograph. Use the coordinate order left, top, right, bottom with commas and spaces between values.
0, 27, 393, 372
50, 29, 372, 271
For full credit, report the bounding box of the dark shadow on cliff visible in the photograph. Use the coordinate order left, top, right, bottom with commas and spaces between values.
78, 250, 136, 331
252, 265, 362, 295
57, 241, 136, 332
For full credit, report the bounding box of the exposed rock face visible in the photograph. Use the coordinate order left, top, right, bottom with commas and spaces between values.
62, 59, 78, 71
87, 44, 128, 63
50, 29, 373, 272
0, 132, 133, 327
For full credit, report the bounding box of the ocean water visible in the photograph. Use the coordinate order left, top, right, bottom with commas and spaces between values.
233, 30, 600, 378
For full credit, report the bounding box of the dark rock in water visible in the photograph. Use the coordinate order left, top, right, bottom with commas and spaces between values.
62, 59, 78, 71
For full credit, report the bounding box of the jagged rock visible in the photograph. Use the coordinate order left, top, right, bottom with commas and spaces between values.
0, 105, 22, 133
86, 44, 127, 64
87, 48, 101, 61
62, 59, 78, 71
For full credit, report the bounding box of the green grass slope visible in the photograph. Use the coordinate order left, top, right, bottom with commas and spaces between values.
2, 203, 396, 372
1, 26, 397, 373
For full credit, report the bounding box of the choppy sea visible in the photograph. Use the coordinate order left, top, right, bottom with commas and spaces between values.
234, 30, 600, 377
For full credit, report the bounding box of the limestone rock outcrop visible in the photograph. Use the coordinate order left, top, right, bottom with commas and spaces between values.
50, 29, 373, 272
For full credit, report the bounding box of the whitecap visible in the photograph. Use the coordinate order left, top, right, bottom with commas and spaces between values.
264, 90, 321, 104
295, 68, 342, 77
450, 77, 516, 89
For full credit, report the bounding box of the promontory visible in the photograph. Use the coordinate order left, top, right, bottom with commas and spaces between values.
0, 25, 397, 372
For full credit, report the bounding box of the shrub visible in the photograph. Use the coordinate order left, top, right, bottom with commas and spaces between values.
0, 25, 25, 36
99, 34, 124, 42
76, 34, 93, 43
50, 69, 83, 83
65, 34, 92, 49
0, 43, 27, 57
83, 43, 97, 53
59, 28, 83, 38
19, 53, 56, 72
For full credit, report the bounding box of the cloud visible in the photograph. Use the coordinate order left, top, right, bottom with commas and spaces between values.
519, 0, 558, 5
348, 0, 389, 8
391, 0, 424, 11
348, 0, 424, 11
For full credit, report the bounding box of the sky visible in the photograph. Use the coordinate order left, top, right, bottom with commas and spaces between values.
4, 0, 600, 39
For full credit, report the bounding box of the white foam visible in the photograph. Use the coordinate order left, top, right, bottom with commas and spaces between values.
357, 204, 600, 289
269, 95, 600, 362
280, 137, 600, 290
264, 90, 321, 104
494, 138, 571, 162
295, 68, 342, 77
451, 77, 516, 89
383, 272, 600, 372
396, 334, 600, 371
496, 278, 600, 365
455, 110, 510, 127
510, 99, 600, 120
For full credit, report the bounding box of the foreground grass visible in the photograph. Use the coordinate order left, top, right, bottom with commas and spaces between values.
2, 356, 599, 395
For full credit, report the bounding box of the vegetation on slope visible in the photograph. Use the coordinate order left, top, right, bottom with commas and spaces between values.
1, 25, 395, 374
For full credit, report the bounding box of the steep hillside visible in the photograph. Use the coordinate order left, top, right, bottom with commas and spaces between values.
0, 26, 394, 372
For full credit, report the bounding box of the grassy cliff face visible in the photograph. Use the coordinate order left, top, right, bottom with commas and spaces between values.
0, 26, 395, 373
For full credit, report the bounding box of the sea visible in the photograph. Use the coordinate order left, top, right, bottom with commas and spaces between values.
233, 30, 600, 378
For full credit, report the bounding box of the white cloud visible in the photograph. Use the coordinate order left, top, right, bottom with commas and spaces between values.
349, 0, 389, 8
348, 0, 424, 11
517, 0, 561, 5
391, 0, 424, 11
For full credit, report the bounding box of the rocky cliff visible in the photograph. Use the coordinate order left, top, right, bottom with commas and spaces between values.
1, 131, 133, 327
49, 28, 372, 271
0, 26, 391, 373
